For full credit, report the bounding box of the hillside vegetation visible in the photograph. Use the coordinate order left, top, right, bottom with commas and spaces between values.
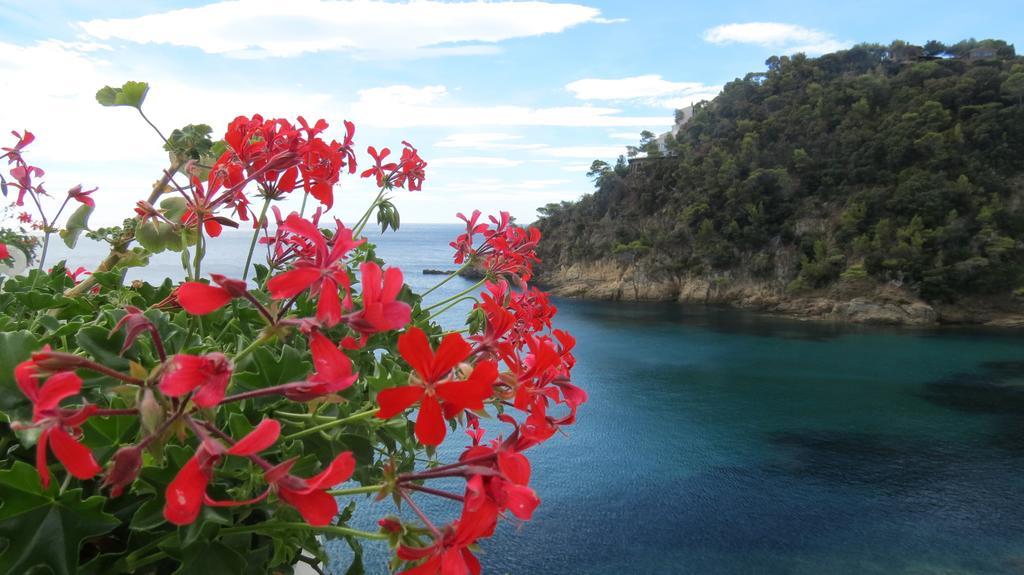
535, 40, 1024, 314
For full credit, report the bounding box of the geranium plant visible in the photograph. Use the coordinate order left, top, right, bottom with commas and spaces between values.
0, 82, 584, 574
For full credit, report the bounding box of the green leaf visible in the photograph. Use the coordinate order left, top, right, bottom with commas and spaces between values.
164, 124, 214, 162
160, 197, 188, 223
0, 462, 119, 575
0, 330, 39, 421
95, 81, 149, 109
234, 345, 309, 392
135, 220, 167, 253
91, 270, 125, 291
76, 324, 131, 372
170, 541, 247, 575
60, 203, 94, 249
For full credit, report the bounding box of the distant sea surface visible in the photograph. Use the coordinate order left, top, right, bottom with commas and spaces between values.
46, 226, 1024, 574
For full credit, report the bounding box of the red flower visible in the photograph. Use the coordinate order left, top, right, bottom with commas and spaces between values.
283, 331, 358, 401
164, 419, 280, 525
0, 243, 10, 261
460, 440, 539, 521
360, 146, 398, 187
393, 141, 427, 191
159, 353, 233, 408
65, 266, 90, 283
266, 214, 364, 326
14, 359, 101, 488
263, 451, 355, 525
2, 129, 34, 161
397, 475, 498, 575
180, 171, 239, 238
376, 328, 496, 446
347, 262, 411, 337
67, 184, 97, 208
176, 274, 249, 315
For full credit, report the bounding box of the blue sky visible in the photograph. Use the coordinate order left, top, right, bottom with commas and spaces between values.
1, 0, 1021, 226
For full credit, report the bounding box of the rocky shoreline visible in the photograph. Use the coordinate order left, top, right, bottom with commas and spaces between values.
537, 261, 1024, 327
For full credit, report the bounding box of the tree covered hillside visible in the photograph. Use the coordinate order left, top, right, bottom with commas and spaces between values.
535, 40, 1024, 303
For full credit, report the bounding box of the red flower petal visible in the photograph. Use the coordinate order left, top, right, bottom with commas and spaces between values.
376, 385, 424, 418
158, 355, 209, 397
267, 267, 321, 299
316, 277, 342, 327
381, 266, 404, 301
397, 327, 434, 382
279, 486, 338, 526
35, 372, 82, 413
304, 451, 355, 491
14, 358, 40, 402
0, 243, 10, 260
177, 283, 232, 315
379, 302, 412, 331
203, 218, 223, 238
359, 262, 382, 303
309, 181, 333, 209
435, 361, 496, 412
48, 426, 102, 480
281, 214, 327, 259
497, 451, 531, 485
278, 166, 298, 193
36, 429, 51, 488
164, 455, 211, 525
159, 354, 232, 407
502, 482, 539, 520
429, 333, 471, 382
414, 395, 446, 446
309, 332, 355, 390
227, 419, 280, 455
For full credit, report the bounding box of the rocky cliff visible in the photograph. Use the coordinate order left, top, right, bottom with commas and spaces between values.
538, 260, 1024, 326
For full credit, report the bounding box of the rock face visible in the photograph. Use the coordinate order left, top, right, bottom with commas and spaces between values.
537, 261, 1024, 327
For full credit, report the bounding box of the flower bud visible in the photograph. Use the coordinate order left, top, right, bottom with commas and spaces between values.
378, 517, 402, 534
139, 388, 163, 435
102, 445, 143, 498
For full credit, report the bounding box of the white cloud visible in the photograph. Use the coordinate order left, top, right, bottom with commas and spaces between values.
566, 75, 720, 109
435, 132, 546, 150
430, 156, 523, 167
538, 146, 626, 159
437, 178, 571, 193
349, 84, 671, 128
78, 0, 613, 59
608, 131, 642, 140
560, 163, 593, 172
703, 22, 850, 55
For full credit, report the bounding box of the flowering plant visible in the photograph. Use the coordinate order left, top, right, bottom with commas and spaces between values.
0, 82, 584, 574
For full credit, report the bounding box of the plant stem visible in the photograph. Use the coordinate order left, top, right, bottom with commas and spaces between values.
234, 333, 273, 364
419, 262, 470, 298
193, 215, 205, 282
400, 489, 440, 538
404, 483, 464, 502
424, 296, 477, 322
282, 407, 380, 441
137, 108, 169, 145
59, 160, 182, 300
422, 278, 486, 313
37, 232, 50, 271
327, 483, 386, 496
221, 523, 389, 541
243, 196, 272, 281
352, 188, 386, 237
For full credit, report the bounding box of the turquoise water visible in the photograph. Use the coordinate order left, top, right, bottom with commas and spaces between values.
44, 226, 1024, 574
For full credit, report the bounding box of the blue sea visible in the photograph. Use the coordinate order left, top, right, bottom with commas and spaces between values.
46, 226, 1024, 574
